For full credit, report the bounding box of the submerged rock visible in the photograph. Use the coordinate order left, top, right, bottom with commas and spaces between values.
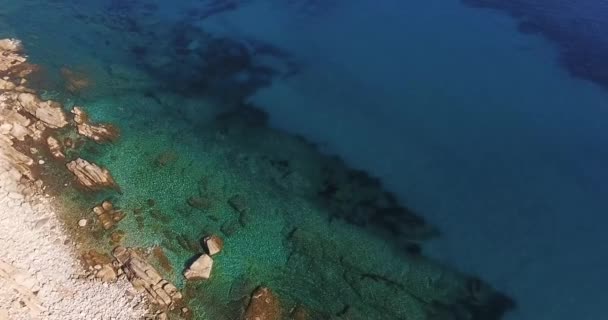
71, 107, 119, 143
202, 235, 223, 256
112, 246, 182, 308
66, 158, 119, 191
92, 201, 125, 230
187, 195, 211, 210
228, 194, 248, 213
46, 136, 65, 159
183, 254, 213, 280
61, 67, 91, 94
244, 287, 282, 320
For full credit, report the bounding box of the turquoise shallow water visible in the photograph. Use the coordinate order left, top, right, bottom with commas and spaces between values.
2, 1, 607, 319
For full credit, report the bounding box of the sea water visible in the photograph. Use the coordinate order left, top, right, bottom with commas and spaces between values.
1, 1, 606, 320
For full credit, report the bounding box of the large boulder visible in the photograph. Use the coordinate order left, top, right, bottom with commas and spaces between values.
112, 246, 182, 309
244, 287, 282, 320
66, 158, 119, 191
203, 235, 223, 256
183, 254, 213, 280
17, 93, 67, 128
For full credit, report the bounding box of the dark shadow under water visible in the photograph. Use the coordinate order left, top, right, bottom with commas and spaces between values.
462, 0, 608, 90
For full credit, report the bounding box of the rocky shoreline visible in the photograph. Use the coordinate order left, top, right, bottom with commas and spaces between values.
0, 38, 278, 320
0, 38, 149, 320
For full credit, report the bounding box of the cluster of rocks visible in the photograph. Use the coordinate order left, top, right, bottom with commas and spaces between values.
0, 40, 67, 180
183, 235, 223, 280
92, 201, 125, 230
81, 250, 119, 283
71, 106, 119, 143
112, 246, 182, 309
0, 37, 119, 194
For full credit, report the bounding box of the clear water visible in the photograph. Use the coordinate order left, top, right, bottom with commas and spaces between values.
2, 1, 607, 319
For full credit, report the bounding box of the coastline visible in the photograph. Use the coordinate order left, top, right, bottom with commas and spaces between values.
0, 36, 514, 320
0, 38, 147, 320
0, 157, 146, 320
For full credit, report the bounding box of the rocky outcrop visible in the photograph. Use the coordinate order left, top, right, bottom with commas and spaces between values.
112, 246, 182, 309
93, 201, 125, 230
0, 39, 23, 53
244, 287, 282, 320
71, 107, 119, 143
17, 93, 67, 129
0, 135, 34, 179
46, 136, 65, 159
66, 158, 119, 191
203, 235, 223, 256
183, 254, 213, 280
0, 108, 31, 141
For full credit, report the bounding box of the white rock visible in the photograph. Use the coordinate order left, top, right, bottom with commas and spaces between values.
183, 254, 213, 280
203, 235, 223, 256
78, 219, 88, 227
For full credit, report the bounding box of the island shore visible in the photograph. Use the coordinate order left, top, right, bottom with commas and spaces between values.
0, 38, 147, 320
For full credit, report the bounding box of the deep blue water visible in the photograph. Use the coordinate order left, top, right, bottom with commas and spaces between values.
2, 0, 607, 319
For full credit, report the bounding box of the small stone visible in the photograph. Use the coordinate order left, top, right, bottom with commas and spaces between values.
78, 219, 88, 227
38, 159, 45, 165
